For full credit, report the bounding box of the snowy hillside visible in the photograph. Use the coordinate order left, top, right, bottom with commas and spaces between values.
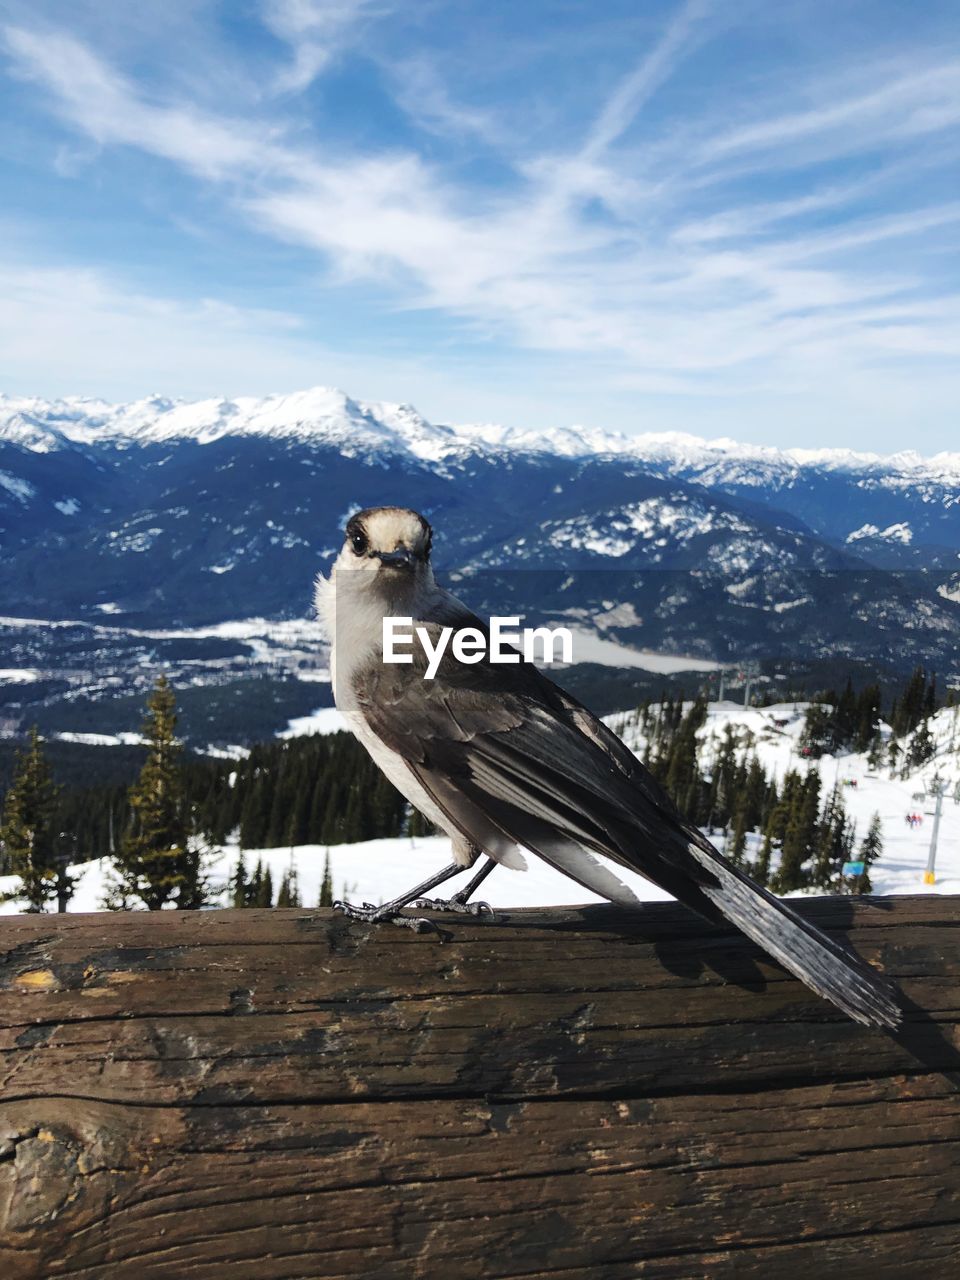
4, 700, 957, 915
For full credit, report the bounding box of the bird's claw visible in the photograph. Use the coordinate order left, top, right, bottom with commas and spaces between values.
414, 896, 496, 918
332, 899, 439, 934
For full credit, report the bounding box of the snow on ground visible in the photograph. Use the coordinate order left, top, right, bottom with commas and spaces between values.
280, 707, 347, 737
610, 699, 960, 898
54, 731, 146, 747
2, 700, 957, 914
0, 837, 673, 915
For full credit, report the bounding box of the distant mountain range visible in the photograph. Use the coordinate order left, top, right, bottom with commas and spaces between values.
1, 386, 958, 742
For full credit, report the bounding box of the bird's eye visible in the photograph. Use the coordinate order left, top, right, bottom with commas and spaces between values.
351, 532, 368, 555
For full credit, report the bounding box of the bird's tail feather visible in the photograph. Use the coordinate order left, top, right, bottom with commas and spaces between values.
676, 840, 901, 1029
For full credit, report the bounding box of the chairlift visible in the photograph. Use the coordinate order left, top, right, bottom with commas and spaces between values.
911, 791, 926, 802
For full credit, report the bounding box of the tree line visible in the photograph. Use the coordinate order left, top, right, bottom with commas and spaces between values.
799, 666, 946, 774
2, 665, 950, 910
0, 677, 428, 912
621, 697, 882, 895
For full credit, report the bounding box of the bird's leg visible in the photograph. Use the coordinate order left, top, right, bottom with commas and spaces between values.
333, 862, 470, 933
415, 856, 497, 917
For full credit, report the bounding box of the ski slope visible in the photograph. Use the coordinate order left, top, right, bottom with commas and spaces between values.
2, 701, 958, 913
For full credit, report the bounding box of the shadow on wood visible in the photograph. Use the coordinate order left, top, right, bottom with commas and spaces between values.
1, 896, 958, 1278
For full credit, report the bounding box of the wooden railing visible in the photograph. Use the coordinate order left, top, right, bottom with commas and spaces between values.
1, 897, 958, 1277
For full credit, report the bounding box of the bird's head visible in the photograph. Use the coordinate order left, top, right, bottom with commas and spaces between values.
316, 507, 435, 643
331, 505, 433, 591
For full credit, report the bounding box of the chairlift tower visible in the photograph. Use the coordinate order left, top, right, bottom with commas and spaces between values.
923, 771, 955, 885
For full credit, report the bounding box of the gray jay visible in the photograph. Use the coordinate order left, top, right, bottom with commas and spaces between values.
317, 506, 900, 1030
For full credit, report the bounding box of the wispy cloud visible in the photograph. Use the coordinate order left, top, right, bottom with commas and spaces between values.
581, 0, 712, 161
704, 62, 960, 163
2, 2, 959, 447
4, 26, 282, 178
261, 0, 383, 92
384, 55, 503, 144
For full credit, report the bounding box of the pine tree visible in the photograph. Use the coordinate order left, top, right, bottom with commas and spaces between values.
277, 861, 302, 908
0, 727, 62, 912
854, 684, 882, 753
254, 864, 274, 907
318, 850, 334, 907
856, 812, 883, 894
772, 771, 820, 893
728, 802, 748, 869
893, 666, 928, 738
812, 784, 854, 890
867, 729, 885, 770
800, 701, 836, 758
754, 823, 774, 886
835, 679, 858, 749
907, 721, 936, 772
231, 851, 249, 908
108, 677, 205, 910
247, 858, 264, 908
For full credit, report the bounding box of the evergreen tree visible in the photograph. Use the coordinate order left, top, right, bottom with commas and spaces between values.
835, 678, 858, 749
754, 822, 774, 886
108, 677, 206, 910
728, 802, 748, 869
854, 684, 882, 753
812, 784, 854, 890
277, 862, 302, 908
318, 850, 334, 907
855, 812, 883, 894
247, 857, 263, 908
0, 727, 62, 912
923, 674, 938, 722
800, 702, 835, 758
253, 862, 274, 907
893, 666, 929, 738
231, 851, 249, 908
906, 721, 936, 772
772, 771, 820, 893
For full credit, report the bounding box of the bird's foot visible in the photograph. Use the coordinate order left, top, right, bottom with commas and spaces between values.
414, 895, 496, 918
332, 899, 438, 934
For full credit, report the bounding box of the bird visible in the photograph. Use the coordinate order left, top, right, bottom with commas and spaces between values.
316, 505, 901, 1030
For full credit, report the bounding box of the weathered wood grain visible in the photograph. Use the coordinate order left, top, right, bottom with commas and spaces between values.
0, 896, 958, 1278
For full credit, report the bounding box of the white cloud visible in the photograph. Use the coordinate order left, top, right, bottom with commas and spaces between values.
385, 56, 503, 144
704, 62, 960, 163
261, 0, 382, 92
581, 0, 713, 161
3, 10, 960, 442
5, 26, 282, 179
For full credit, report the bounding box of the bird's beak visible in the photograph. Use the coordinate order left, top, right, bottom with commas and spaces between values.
375, 548, 416, 570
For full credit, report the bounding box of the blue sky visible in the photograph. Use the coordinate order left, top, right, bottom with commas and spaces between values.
2, 0, 959, 452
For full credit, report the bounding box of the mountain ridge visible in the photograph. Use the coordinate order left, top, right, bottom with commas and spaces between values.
2, 386, 959, 478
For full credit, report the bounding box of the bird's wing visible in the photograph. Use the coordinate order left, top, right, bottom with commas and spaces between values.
353, 617, 900, 1029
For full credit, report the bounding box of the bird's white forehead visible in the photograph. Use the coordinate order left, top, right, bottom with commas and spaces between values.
355, 508, 428, 549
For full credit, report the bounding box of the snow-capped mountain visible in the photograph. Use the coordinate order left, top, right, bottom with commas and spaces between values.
3, 386, 958, 567
1, 387, 958, 725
